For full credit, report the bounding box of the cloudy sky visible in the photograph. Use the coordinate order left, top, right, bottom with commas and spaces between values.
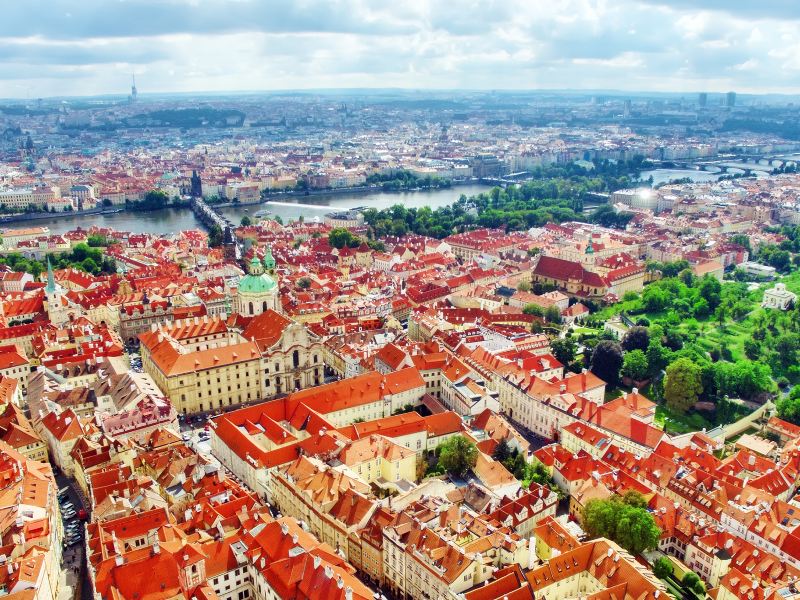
1, 0, 798, 98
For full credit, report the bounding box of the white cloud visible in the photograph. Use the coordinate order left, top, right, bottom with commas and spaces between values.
0, 0, 798, 97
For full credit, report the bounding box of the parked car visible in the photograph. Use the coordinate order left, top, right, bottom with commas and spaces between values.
62, 511, 76, 519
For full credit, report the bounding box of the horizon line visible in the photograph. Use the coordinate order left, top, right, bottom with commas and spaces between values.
2, 86, 800, 103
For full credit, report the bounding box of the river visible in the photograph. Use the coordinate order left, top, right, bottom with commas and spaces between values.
2, 185, 491, 236
639, 164, 778, 186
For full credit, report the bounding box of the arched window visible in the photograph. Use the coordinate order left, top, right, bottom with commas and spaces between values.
248, 301, 254, 315
293, 350, 300, 368
262, 301, 268, 313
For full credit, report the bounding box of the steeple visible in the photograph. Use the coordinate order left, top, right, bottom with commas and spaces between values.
263, 246, 275, 272
130, 73, 138, 104
45, 258, 56, 294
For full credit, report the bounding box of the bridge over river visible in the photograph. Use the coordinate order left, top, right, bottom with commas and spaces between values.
190, 197, 243, 262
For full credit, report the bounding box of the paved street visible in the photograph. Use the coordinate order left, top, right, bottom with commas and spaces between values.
55, 472, 93, 600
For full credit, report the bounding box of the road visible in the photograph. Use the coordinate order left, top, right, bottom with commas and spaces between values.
55, 471, 93, 600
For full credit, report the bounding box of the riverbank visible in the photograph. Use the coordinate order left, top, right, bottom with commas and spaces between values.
0, 184, 494, 236
259, 179, 477, 202
0, 206, 121, 225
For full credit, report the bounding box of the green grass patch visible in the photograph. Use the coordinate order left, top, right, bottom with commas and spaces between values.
780, 270, 800, 295
655, 405, 713, 435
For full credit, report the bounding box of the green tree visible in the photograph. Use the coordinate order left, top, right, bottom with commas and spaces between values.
682, 572, 702, 593
582, 495, 660, 556
130, 189, 170, 211
664, 358, 703, 414
296, 277, 312, 290
240, 216, 252, 226
544, 305, 562, 324
646, 340, 670, 376
730, 234, 751, 252
776, 388, 800, 425
590, 340, 624, 385
621, 326, 650, 352
71, 243, 90, 262
523, 303, 544, 317
653, 557, 673, 579
328, 228, 358, 249
744, 338, 761, 360
697, 276, 722, 310
622, 350, 649, 381
438, 435, 478, 478
208, 225, 223, 248
502, 450, 527, 480
86, 234, 109, 247
551, 338, 577, 367
517, 280, 531, 292
621, 490, 648, 508
81, 258, 99, 274
492, 438, 512, 463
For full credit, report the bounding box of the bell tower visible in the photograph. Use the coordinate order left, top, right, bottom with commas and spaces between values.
44, 258, 68, 326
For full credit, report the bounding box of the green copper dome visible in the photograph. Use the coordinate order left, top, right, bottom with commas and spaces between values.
249, 255, 264, 274
239, 272, 277, 293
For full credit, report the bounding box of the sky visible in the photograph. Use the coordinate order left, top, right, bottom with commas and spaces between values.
1, 0, 799, 98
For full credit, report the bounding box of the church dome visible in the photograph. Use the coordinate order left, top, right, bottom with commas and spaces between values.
238, 272, 277, 294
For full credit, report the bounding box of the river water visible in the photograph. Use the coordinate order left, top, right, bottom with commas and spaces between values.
2, 185, 491, 236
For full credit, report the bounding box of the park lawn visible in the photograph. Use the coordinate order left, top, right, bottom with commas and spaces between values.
691, 319, 753, 362
593, 298, 641, 321
655, 404, 713, 435
571, 326, 601, 335
780, 269, 800, 295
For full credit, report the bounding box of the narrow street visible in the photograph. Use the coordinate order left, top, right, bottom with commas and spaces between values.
55, 472, 93, 600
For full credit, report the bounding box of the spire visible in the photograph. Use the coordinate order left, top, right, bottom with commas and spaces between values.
45, 258, 56, 294
263, 245, 275, 271
130, 73, 138, 103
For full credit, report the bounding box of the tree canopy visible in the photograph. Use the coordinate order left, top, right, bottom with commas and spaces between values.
437, 435, 478, 478
591, 340, 624, 385
621, 326, 650, 352
622, 349, 649, 382
664, 357, 704, 413
582, 493, 661, 556
777, 387, 800, 425
328, 228, 361, 249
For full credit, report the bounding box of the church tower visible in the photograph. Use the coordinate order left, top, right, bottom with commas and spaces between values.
44, 258, 68, 326
190, 170, 202, 198
263, 246, 276, 275
129, 74, 138, 104
234, 252, 279, 317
